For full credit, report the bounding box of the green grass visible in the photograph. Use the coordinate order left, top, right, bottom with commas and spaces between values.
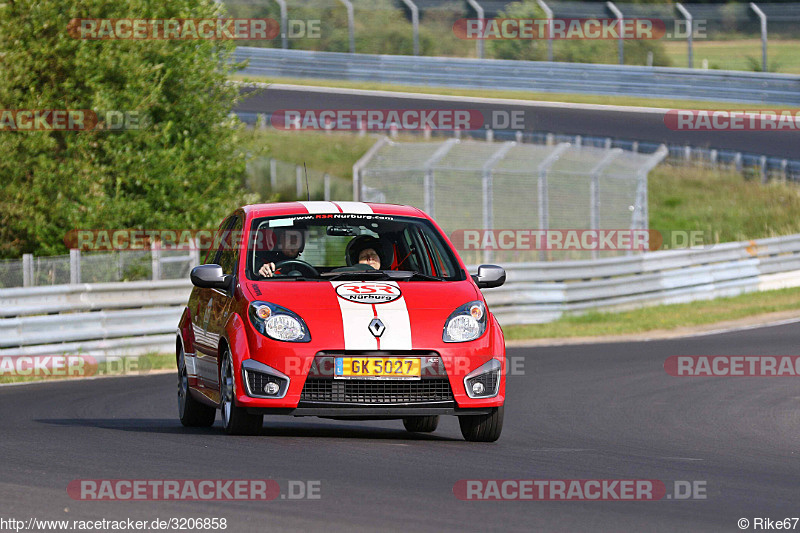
242, 127, 378, 179
662, 39, 800, 73
504, 286, 800, 340
234, 75, 800, 111
0, 353, 174, 385
649, 166, 800, 244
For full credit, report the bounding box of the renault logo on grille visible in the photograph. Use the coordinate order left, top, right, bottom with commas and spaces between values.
368, 318, 386, 338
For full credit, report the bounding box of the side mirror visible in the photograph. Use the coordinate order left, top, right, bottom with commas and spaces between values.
191, 264, 231, 290
471, 264, 506, 289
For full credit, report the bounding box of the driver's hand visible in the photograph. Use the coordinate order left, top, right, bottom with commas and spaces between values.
258, 262, 277, 277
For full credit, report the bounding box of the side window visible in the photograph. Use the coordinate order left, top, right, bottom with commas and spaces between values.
202, 216, 233, 265
217, 217, 243, 275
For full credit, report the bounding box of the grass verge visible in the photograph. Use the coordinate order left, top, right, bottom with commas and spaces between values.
504, 286, 800, 341
234, 75, 800, 111
0, 352, 174, 385
662, 39, 800, 74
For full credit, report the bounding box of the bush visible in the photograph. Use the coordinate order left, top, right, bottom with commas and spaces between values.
0, 0, 256, 258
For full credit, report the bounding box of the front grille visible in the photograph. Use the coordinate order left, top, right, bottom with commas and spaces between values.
300, 378, 454, 404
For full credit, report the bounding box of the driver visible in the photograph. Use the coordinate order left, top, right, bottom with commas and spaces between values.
256, 228, 305, 277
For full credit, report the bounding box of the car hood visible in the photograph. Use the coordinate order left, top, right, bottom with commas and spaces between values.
244, 278, 480, 311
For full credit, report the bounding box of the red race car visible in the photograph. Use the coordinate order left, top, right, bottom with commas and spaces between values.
176, 201, 507, 441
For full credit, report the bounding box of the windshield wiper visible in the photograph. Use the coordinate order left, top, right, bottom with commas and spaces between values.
321, 270, 393, 282
396, 271, 445, 281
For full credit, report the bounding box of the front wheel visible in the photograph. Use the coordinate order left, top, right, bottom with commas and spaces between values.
402, 416, 439, 433
458, 406, 504, 442
220, 348, 263, 435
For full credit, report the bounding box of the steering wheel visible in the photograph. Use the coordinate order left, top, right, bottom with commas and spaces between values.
274, 259, 320, 278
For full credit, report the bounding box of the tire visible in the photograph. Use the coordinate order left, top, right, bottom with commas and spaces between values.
177, 347, 216, 428
220, 348, 263, 436
402, 416, 439, 433
458, 406, 504, 442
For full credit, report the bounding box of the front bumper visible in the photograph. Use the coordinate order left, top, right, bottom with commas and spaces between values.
235, 348, 505, 411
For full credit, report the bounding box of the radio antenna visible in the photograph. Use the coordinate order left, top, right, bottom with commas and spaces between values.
303, 162, 310, 201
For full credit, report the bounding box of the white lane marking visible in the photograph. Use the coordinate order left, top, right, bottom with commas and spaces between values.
334, 201, 373, 214
298, 201, 339, 214
239, 82, 669, 115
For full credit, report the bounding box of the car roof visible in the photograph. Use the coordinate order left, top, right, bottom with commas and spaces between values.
242, 201, 428, 219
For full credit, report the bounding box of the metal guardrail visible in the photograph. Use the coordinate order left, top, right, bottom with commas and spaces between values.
2, 234, 800, 355
233, 47, 800, 105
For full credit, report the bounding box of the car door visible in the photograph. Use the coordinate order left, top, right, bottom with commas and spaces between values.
199, 215, 243, 396
194, 216, 235, 390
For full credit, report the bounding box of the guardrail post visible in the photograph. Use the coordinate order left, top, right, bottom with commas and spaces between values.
324, 173, 331, 200
22, 253, 33, 287
515, 130, 523, 143
274, 0, 288, 49
151, 243, 161, 281
676, 3, 693, 68
606, 1, 624, 65
466, 0, 485, 59
69, 249, 81, 284
400, 0, 420, 56
422, 138, 459, 216
734, 152, 743, 172
486, 129, 493, 142
338, 0, 356, 53
269, 158, 277, 189
750, 3, 767, 72
536, 0, 554, 61
537, 143, 571, 260
760, 155, 768, 183
481, 142, 516, 263
782, 159, 788, 183
189, 239, 200, 270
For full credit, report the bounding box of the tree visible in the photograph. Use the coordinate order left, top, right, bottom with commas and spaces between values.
0, 0, 255, 257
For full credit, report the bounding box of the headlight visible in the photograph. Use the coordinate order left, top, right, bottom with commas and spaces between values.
248, 301, 311, 342
443, 301, 487, 342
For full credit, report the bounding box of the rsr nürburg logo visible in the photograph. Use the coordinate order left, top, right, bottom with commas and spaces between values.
335, 283, 401, 304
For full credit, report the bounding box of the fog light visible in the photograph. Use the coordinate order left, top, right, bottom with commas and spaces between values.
471, 382, 485, 395
264, 382, 280, 395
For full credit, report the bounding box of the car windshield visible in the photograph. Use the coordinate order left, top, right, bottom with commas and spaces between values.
245, 213, 464, 282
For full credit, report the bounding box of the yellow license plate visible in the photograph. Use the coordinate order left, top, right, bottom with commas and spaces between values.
334, 357, 421, 379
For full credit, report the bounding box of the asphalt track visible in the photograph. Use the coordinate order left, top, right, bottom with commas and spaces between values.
2, 322, 800, 532
236, 84, 800, 159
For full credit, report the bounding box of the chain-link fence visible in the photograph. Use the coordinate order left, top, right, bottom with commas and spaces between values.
0, 249, 198, 290
245, 155, 351, 201
356, 138, 667, 262
223, 0, 798, 71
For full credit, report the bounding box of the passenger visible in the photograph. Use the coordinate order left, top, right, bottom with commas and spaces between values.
345, 235, 390, 270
